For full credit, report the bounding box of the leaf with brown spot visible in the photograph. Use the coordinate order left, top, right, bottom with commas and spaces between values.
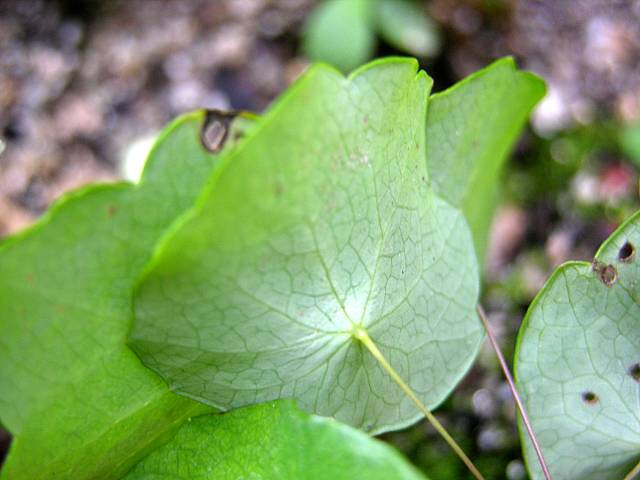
0, 111, 254, 480
516, 210, 640, 480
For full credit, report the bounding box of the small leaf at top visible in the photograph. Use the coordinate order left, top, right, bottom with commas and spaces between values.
375, 0, 441, 58
125, 400, 428, 480
515, 210, 640, 479
130, 58, 483, 434
303, 0, 375, 72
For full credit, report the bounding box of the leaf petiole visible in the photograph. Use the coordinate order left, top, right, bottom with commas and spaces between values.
352, 326, 485, 480
476, 304, 552, 480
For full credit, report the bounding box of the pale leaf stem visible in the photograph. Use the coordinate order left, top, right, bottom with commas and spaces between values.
353, 327, 485, 480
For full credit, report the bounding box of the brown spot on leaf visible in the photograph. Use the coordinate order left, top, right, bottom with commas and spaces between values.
200, 110, 239, 153
107, 205, 117, 216
618, 241, 635, 262
629, 363, 640, 382
581, 391, 598, 404
592, 260, 617, 286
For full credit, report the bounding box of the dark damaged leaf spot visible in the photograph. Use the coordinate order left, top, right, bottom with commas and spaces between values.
581, 391, 599, 405
200, 110, 239, 153
618, 241, 635, 263
592, 260, 617, 286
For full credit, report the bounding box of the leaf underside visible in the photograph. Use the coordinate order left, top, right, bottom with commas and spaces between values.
130, 58, 483, 435
426, 57, 545, 263
515, 211, 640, 479
125, 400, 427, 480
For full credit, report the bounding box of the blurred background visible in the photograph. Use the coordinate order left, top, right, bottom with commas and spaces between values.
1, 0, 640, 478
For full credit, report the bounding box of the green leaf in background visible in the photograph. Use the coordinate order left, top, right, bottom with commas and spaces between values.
302, 0, 375, 72
0, 112, 251, 479
375, 0, 441, 58
619, 120, 640, 168
130, 58, 483, 435
126, 400, 427, 480
425, 57, 545, 263
515, 210, 640, 479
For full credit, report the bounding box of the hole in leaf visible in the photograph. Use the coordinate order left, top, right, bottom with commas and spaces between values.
629, 363, 640, 382
618, 241, 635, 262
581, 391, 598, 405
592, 260, 617, 286
200, 110, 237, 153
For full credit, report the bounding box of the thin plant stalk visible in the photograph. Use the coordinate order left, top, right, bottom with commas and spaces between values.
353, 327, 485, 480
476, 304, 552, 480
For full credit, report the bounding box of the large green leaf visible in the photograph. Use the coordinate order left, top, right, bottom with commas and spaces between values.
0, 112, 250, 479
425, 57, 545, 262
515, 211, 640, 479
130, 58, 483, 434
126, 400, 427, 480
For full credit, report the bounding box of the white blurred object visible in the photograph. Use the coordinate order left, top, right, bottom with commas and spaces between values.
472, 388, 497, 418
506, 460, 526, 480
571, 171, 600, 204
120, 134, 157, 183
531, 85, 572, 136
